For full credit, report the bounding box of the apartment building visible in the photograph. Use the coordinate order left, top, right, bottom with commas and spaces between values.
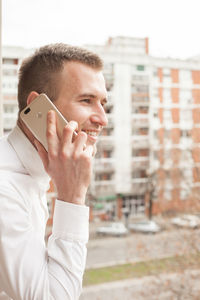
2, 46, 33, 132
2, 38, 200, 220
149, 57, 200, 214
86, 36, 200, 217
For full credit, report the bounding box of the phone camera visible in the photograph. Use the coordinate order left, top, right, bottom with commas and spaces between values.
24, 108, 31, 114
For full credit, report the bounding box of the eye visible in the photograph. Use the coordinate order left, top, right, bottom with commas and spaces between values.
81, 99, 91, 104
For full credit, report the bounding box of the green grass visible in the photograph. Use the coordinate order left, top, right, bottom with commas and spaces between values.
83, 252, 200, 286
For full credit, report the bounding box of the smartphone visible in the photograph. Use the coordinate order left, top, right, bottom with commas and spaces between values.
20, 93, 72, 151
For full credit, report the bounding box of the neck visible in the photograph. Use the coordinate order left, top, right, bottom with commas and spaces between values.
17, 118, 37, 149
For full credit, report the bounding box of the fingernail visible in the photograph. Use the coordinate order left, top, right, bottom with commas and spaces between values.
48, 110, 54, 119
69, 121, 77, 130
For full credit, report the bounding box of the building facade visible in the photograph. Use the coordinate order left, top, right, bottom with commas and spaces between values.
86, 36, 200, 217
2, 46, 33, 132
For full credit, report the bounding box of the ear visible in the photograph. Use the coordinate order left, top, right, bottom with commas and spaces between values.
27, 91, 39, 105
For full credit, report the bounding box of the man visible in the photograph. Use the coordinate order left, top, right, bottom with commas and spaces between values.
0, 44, 108, 299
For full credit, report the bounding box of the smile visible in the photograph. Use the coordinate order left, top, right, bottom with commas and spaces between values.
84, 130, 99, 137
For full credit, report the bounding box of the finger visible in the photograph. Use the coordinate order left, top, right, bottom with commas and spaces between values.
84, 145, 94, 157
34, 139, 49, 171
73, 131, 88, 154
46, 110, 59, 154
61, 121, 78, 148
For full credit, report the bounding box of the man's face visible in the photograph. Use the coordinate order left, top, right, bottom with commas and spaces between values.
54, 61, 108, 146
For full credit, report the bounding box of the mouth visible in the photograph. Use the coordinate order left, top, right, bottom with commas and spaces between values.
82, 129, 100, 142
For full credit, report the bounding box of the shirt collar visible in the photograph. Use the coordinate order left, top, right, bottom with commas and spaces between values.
7, 125, 50, 191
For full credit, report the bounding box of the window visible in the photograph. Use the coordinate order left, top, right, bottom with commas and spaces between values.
179, 89, 192, 106
132, 85, 149, 93
3, 69, 17, 76
105, 104, 113, 114
163, 188, 171, 201
179, 70, 192, 82
163, 68, 171, 77
137, 65, 145, 71
163, 88, 171, 104
181, 130, 190, 137
3, 58, 18, 65
180, 188, 189, 201
153, 68, 158, 77
95, 173, 113, 181
4, 105, 15, 114
132, 170, 147, 178
164, 130, 170, 139
132, 106, 148, 114
95, 148, 114, 159
101, 127, 114, 136
163, 109, 172, 123
132, 127, 148, 136
154, 111, 158, 118
132, 148, 149, 157
180, 109, 192, 122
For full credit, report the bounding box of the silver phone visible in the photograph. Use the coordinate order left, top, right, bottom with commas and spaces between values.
20, 93, 70, 151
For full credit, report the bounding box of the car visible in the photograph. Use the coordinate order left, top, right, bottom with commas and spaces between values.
171, 215, 200, 229
96, 222, 128, 237
128, 220, 161, 234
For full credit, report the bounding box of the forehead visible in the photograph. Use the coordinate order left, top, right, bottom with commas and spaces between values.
60, 61, 107, 96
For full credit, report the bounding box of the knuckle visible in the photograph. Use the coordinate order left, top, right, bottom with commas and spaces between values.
60, 149, 69, 160
72, 151, 80, 161
81, 153, 91, 164
79, 131, 87, 139
49, 150, 57, 160
63, 126, 72, 134
46, 129, 54, 139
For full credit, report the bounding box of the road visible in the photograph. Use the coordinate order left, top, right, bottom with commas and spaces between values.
86, 225, 200, 269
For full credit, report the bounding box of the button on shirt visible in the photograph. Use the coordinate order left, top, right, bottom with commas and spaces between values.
0, 126, 89, 300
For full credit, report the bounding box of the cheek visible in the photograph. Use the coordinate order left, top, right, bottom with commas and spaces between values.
65, 107, 89, 126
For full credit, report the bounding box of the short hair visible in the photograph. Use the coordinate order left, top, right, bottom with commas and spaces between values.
17, 43, 103, 113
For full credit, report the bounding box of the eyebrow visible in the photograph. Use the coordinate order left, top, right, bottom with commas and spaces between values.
78, 93, 108, 104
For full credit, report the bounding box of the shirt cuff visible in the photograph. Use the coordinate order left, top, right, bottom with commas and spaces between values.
52, 200, 89, 243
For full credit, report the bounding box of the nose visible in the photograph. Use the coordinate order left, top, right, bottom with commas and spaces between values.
91, 106, 108, 127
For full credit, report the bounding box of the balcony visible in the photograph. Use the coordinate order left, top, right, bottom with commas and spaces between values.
131, 178, 148, 183
132, 118, 149, 127
91, 180, 116, 196
94, 158, 115, 172
132, 158, 149, 169
131, 181, 148, 194
3, 114, 17, 130
98, 135, 115, 146
106, 114, 114, 122
132, 139, 149, 149
92, 182, 116, 196
93, 180, 115, 186
132, 135, 149, 147
132, 156, 149, 162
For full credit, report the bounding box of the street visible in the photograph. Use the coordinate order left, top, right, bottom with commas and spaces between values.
86, 224, 200, 269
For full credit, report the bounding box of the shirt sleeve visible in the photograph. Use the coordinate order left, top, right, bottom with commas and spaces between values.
0, 183, 89, 300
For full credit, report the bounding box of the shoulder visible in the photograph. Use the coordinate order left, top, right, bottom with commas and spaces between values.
0, 134, 24, 173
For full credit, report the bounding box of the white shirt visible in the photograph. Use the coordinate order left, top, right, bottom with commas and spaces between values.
0, 126, 89, 300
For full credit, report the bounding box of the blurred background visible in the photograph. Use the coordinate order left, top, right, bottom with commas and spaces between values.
1, 0, 200, 299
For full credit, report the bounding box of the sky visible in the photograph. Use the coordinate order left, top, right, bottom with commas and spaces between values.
2, 0, 200, 59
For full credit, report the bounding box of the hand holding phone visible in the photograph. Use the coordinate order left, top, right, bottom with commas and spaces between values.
21, 93, 94, 205
20, 93, 75, 151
